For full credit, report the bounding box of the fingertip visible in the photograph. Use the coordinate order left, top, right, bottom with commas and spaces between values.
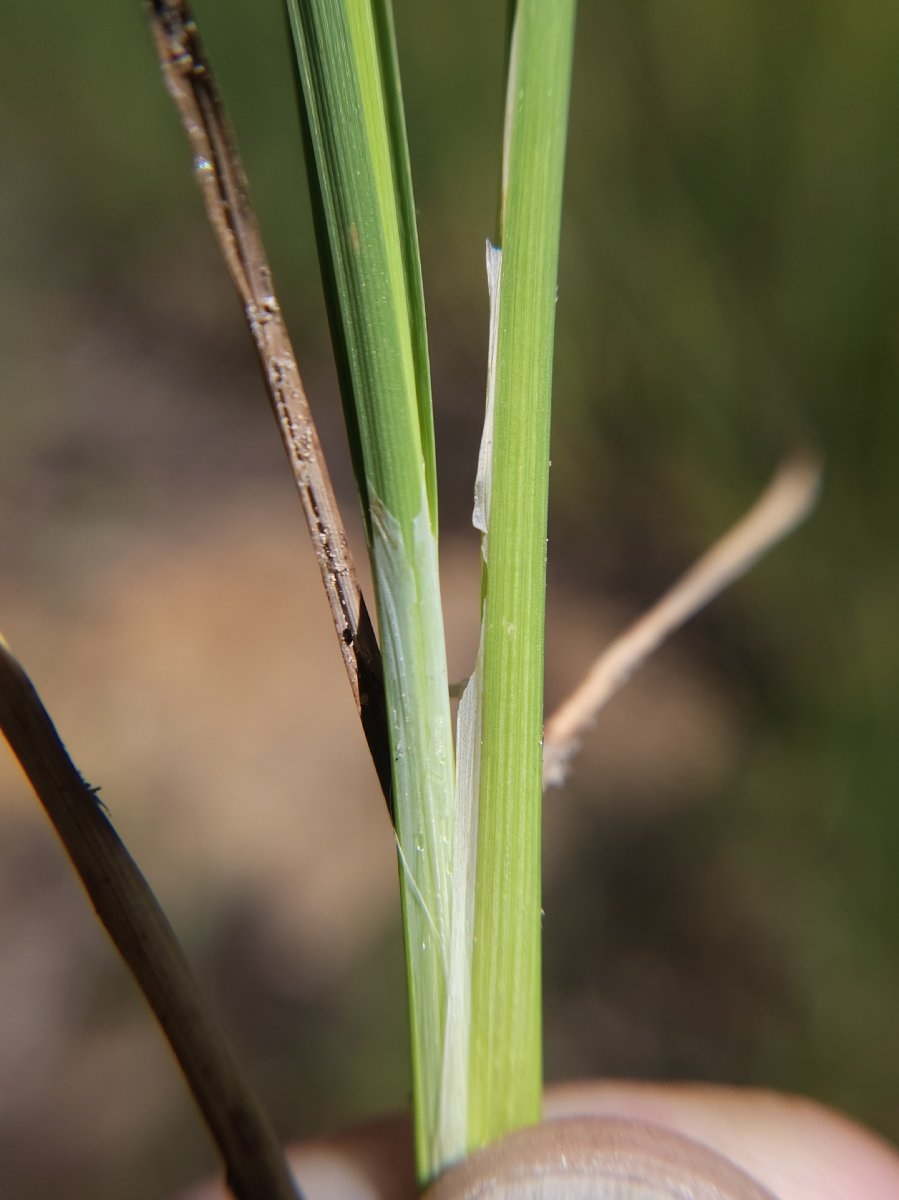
544, 1081, 899, 1200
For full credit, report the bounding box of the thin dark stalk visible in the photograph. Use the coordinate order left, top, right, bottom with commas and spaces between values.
0, 636, 301, 1200
147, 0, 391, 807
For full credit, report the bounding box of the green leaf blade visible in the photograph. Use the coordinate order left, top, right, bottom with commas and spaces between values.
468, 0, 577, 1151
285, 0, 454, 1180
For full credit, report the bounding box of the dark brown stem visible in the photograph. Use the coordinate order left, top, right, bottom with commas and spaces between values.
0, 637, 301, 1200
146, 0, 391, 809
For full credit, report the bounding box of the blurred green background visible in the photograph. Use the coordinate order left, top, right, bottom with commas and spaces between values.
0, 1, 896, 1196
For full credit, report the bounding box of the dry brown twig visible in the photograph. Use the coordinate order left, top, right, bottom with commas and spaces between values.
148, 0, 391, 806
543, 454, 822, 788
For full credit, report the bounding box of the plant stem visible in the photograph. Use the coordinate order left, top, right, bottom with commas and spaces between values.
285, 0, 456, 1181
148, 0, 391, 804
467, 0, 577, 1151
0, 635, 301, 1200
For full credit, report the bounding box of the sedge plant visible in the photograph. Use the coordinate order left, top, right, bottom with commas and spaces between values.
0, 5, 822, 1195
285, 0, 576, 1183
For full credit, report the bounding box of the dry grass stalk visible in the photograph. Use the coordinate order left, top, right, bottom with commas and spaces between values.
543, 455, 822, 788
148, 0, 390, 804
